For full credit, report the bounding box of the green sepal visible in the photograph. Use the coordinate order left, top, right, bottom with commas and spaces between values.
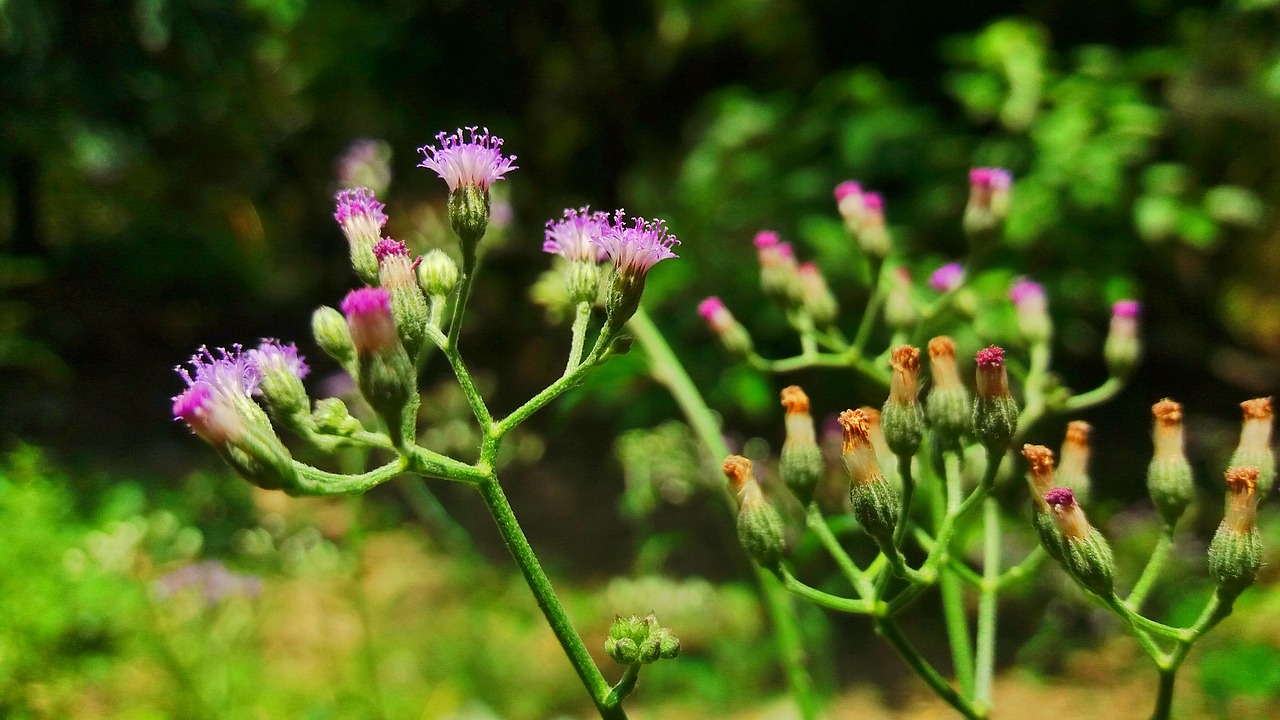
1062, 528, 1115, 596
850, 476, 900, 547
1208, 525, 1262, 598
780, 444, 824, 506
1146, 457, 1195, 526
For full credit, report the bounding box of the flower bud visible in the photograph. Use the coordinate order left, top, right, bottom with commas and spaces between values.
927, 336, 971, 440
699, 297, 753, 357
884, 268, 918, 331
1230, 398, 1275, 495
248, 339, 311, 427
1209, 467, 1263, 598
375, 239, 430, 355
542, 207, 608, 304
929, 262, 965, 293
448, 184, 489, 246
418, 128, 517, 247
973, 345, 1019, 455
605, 614, 681, 666
1104, 300, 1142, 377
1057, 421, 1093, 502
1147, 399, 1195, 526
834, 181, 865, 240
1022, 445, 1065, 562
963, 167, 1011, 252
754, 231, 801, 301
417, 249, 460, 298
839, 409, 901, 547
859, 406, 898, 482
797, 262, 838, 326
723, 456, 786, 569
882, 345, 926, 458
334, 188, 386, 286
342, 288, 418, 444
779, 386, 824, 505
311, 397, 365, 437
856, 192, 891, 259
1044, 487, 1115, 595
312, 305, 356, 368
1010, 277, 1051, 345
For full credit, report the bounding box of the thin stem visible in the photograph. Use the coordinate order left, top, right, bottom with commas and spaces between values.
996, 546, 1046, 589
476, 475, 623, 719
806, 503, 873, 598
606, 664, 642, 706
757, 571, 825, 720
1125, 525, 1175, 612
447, 240, 479, 345
292, 457, 409, 495
493, 350, 599, 438
1151, 668, 1176, 720
973, 496, 1000, 711
875, 617, 982, 720
894, 454, 917, 547
565, 302, 594, 375
442, 343, 493, 431
939, 451, 975, 698
1104, 595, 1186, 640
1063, 376, 1125, 412
778, 566, 874, 614
852, 261, 887, 354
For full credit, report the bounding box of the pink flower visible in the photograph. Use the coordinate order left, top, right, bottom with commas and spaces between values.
417, 127, 518, 192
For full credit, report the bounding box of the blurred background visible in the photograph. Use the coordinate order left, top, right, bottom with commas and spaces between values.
3, 0, 1280, 717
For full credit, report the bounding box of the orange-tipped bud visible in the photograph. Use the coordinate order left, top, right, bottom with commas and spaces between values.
1152, 399, 1184, 461
1210, 466, 1263, 597
1147, 398, 1195, 526
1022, 444, 1056, 512
1223, 466, 1260, 535
889, 345, 922, 406
1232, 398, 1275, 495
926, 336, 970, 437
1058, 421, 1093, 500
779, 387, 823, 504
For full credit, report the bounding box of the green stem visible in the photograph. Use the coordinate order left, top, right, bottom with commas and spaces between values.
973, 497, 1000, 712
939, 452, 975, 698
996, 547, 1046, 589
1062, 376, 1125, 412
476, 475, 623, 719
852, 261, 887, 354
628, 307, 823, 719
1126, 525, 1175, 613
493, 349, 600, 438
291, 458, 409, 495
875, 617, 982, 720
447, 239, 479, 346
1104, 595, 1186, 640
778, 566, 874, 614
442, 343, 493, 431
565, 302, 594, 375
606, 664, 642, 706
1151, 668, 1176, 720
894, 454, 916, 547
806, 503, 873, 598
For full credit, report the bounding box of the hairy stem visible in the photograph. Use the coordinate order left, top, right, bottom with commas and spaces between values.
1126, 525, 1175, 612
973, 496, 1001, 712
565, 301, 593, 375
875, 617, 981, 720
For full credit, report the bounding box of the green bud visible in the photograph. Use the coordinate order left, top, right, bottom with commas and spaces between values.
1045, 487, 1114, 595
357, 345, 418, 446
564, 259, 601, 306
311, 398, 365, 437
926, 337, 970, 440
797, 263, 838, 327
839, 409, 902, 547
312, 306, 355, 367
417, 249, 460, 298
1148, 399, 1195, 526
1230, 398, 1275, 496
448, 185, 490, 247
1104, 301, 1142, 378
884, 269, 918, 331
883, 345, 926, 458
604, 268, 647, 334
723, 456, 786, 570
656, 630, 681, 660
605, 636, 639, 666
973, 346, 1018, 455
780, 386, 824, 505
252, 346, 311, 428
219, 400, 298, 492
605, 613, 679, 665
1032, 509, 1066, 563
378, 250, 430, 356
1210, 467, 1263, 598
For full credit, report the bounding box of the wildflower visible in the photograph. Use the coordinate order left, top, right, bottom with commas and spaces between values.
312, 306, 356, 368
1209, 467, 1263, 597
1044, 487, 1115, 595
1104, 300, 1142, 377
595, 212, 679, 330
418, 127, 518, 243
963, 167, 1012, 247
1230, 398, 1275, 494
1023, 445, 1065, 561
929, 262, 965, 293
926, 336, 970, 440
884, 267, 918, 331
373, 239, 429, 353
973, 345, 1018, 456
544, 206, 609, 304
341, 287, 400, 354
334, 187, 387, 285
341, 287, 417, 443
1010, 277, 1050, 344
780, 386, 824, 505
248, 339, 311, 422
754, 230, 800, 300
1147, 399, 1195, 526
698, 297, 752, 356
838, 409, 901, 547
882, 346, 926, 458
722, 456, 785, 569
834, 180, 864, 239
857, 191, 892, 258
1057, 421, 1093, 500
797, 262, 838, 326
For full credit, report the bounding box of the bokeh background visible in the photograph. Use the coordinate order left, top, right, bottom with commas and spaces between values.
4, 1, 1280, 718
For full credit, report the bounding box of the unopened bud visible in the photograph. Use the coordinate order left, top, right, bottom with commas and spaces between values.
334, 188, 386, 286
797, 262, 838, 326
1209, 467, 1263, 597
1147, 399, 1195, 526
417, 249, 460, 298
859, 406, 898, 482
927, 337, 971, 440
312, 305, 356, 367
699, 297, 753, 356
249, 340, 311, 427
1044, 487, 1115, 595
834, 181, 865, 241
375, 239, 429, 355
857, 192, 891, 258
448, 183, 490, 247
1010, 277, 1051, 345
973, 346, 1018, 455
839, 409, 901, 546
780, 386, 824, 505
311, 397, 364, 437
929, 262, 965, 293
341, 288, 418, 444
1104, 300, 1142, 377
1057, 421, 1093, 501
723, 456, 786, 569
884, 268, 918, 331
754, 231, 801, 301
1022, 444, 1065, 561
1230, 398, 1275, 495
882, 346, 926, 458
605, 614, 680, 666
963, 167, 1011, 252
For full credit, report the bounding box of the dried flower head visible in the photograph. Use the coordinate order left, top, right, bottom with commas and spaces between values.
780, 386, 811, 416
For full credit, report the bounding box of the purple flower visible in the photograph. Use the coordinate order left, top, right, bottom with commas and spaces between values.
172, 345, 261, 444
341, 287, 398, 353
970, 167, 1013, 192
1009, 277, 1045, 307
248, 339, 309, 382
543, 206, 609, 262
417, 127, 518, 192
1044, 486, 1076, 508
1112, 300, 1141, 319
976, 345, 1006, 368
833, 181, 862, 203
754, 230, 779, 249
594, 213, 679, 275
334, 188, 387, 231
372, 238, 410, 262
929, 263, 964, 293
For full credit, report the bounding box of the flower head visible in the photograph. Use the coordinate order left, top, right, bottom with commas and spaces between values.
248, 339, 309, 382
1112, 300, 1141, 319
595, 212, 679, 276
173, 345, 261, 444
417, 127, 517, 192
929, 263, 965, 293
1009, 277, 1045, 307
968, 167, 1013, 207
372, 238, 410, 262
543, 206, 609, 262
334, 187, 387, 228
341, 287, 399, 353
1022, 444, 1056, 511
